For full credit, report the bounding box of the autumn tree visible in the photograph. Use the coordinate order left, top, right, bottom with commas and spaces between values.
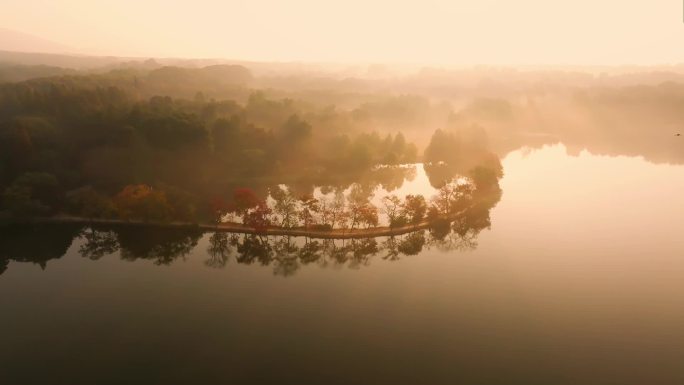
232, 188, 260, 221
113, 184, 172, 222
243, 202, 272, 232
348, 204, 363, 230
348, 201, 379, 230
358, 203, 379, 229
347, 183, 375, 230
209, 195, 233, 224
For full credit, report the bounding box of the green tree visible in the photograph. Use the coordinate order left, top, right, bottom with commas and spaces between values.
66, 186, 116, 219
424, 129, 460, 165
402, 194, 427, 225
298, 195, 319, 228
270, 186, 299, 227
280, 114, 312, 143
2, 172, 60, 217
398, 231, 426, 255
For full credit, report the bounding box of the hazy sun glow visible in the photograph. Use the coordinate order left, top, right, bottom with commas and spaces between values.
2, 0, 683, 64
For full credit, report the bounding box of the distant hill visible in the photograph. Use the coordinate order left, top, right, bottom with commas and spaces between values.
148, 65, 253, 86
0, 64, 75, 83
0, 28, 73, 54
142, 65, 254, 99
0, 29, 127, 70
0, 50, 123, 69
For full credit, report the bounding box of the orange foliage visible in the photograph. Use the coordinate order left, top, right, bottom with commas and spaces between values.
114, 184, 172, 222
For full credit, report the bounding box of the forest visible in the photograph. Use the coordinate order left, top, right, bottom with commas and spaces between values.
0, 61, 504, 228
2, 54, 681, 228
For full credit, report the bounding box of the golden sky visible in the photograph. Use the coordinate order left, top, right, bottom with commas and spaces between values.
2, 0, 683, 64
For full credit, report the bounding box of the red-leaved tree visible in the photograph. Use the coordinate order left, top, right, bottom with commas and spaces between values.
233, 188, 260, 221
243, 202, 272, 232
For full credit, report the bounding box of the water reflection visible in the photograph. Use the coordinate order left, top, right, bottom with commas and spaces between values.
0, 224, 80, 274
3, 140, 684, 385
232, 163, 418, 205
0, 186, 499, 277
0, 149, 503, 276
78, 226, 205, 265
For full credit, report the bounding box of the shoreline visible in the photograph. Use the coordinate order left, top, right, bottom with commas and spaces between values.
1, 215, 449, 240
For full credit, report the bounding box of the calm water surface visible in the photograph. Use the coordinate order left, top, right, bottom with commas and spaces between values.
3, 144, 684, 385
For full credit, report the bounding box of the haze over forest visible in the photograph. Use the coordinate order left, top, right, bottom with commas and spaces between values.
1, 2, 684, 242
3, 11, 684, 225
5, 3, 684, 385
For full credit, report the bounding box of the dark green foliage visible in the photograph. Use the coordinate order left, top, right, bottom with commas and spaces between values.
0, 71, 422, 222
2, 172, 60, 217
0, 224, 80, 272
424, 129, 460, 164
423, 128, 503, 188
279, 114, 312, 143
0, 64, 75, 84
66, 186, 116, 219
115, 226, 203, 265
402, 194, 427, 224
398, 231, 426, 255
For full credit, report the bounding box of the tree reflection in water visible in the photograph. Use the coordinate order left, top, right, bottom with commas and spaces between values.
0, 153, 502, 276
0, 224, 81, 273
0, 196, 499, 278
70, 195, 494, 276
206, 232, 234, 268
75, 225, 205, 266
79, 228, 119, 260
115, 227, 203, 265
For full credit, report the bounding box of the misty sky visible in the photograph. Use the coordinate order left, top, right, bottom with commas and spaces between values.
2, 0, 683, 64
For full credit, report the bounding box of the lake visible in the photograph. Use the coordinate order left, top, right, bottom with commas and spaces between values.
2, 143, 684, 384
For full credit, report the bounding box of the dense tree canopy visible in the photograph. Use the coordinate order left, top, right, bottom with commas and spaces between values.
0, 72, 421, 222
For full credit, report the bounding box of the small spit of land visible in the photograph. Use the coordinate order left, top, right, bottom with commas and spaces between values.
10, 212, 456, 239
